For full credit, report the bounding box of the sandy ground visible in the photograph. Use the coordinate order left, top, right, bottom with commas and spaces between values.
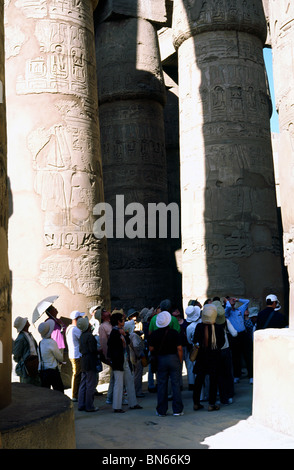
65, 371, 294, 450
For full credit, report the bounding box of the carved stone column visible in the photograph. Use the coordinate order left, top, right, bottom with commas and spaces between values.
268, 1, 294, 326
172, 0, 284, 307
5, 0, 110, 325
95, 9, 175, 309
0, 0, 11, 410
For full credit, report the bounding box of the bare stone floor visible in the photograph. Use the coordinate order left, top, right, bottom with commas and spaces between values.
68, 373, 294, 450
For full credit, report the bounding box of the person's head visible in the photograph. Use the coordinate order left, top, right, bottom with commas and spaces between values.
110, 312, 125, 328
202, 304, 218, 325
70, 310, 84, 325
38, 319, 55, 339
204, 298, 212, 305
159, 299, 172, 313
126, 308, 139, 321
226, 296, 237, 308
171, 307, 181, 318
248, 307, 259, 324
46, 305, 58, 318
266, 294, 281, 311
76, 316, 90, 333
14, 316, 30, 333
89, 305, 100, 317
185, 305, 201, 323
156, 311, 171, 329
101, 310, 111, 323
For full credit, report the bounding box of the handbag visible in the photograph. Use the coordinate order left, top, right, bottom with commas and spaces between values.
24, 355, 39, 377
189, 343, 199, 362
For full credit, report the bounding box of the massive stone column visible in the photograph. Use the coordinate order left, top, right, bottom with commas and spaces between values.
95, 3, 176, 309
0, 0, 11, 410
5, 0, 110, 327
268, 1, 294, 325
252, 1, 294, 439
172, 0, 284, 307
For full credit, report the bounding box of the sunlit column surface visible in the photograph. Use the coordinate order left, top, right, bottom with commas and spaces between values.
5, 0, 110, 324
172, 0, 284, 307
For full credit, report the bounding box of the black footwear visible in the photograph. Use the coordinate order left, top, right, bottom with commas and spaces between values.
129, 404, 143, 410
114, 409, 125, 413
94, 391, 103, 396
78, 407, 85, 411
86, 407, 99, 412
193, 404, 204, 411
148, 387, 157, 393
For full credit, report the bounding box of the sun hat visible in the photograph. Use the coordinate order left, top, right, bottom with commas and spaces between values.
112, 308, 124, 315
126, 308, 139, 318
266, 294, 281, 311
77, 316, 90, 333
14, 316, 28, 333
124, 319, 136, 334
156, 311, 171, 328
185, 305, 201, 323
201, 304, 217, 324
249, 307, 259, 318
212, 300, 226, 325
38, 319, 55, 338
70, 310, 84, 320
89, 305, 99, 316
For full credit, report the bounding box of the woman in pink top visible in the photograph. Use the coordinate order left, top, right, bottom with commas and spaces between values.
45, 305, 67, 350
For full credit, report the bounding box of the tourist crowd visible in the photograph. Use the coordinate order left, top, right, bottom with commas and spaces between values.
12, 293, 288, 416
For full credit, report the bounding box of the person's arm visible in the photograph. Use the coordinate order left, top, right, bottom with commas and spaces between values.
225, 300, 232, 318
51, 341, 64, 363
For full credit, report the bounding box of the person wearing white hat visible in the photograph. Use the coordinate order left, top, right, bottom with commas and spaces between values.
256, 294, 288, 331
38, 320, 64, 393
66, 310, 84, 401
89, 305, 101, 336
185, 305, 202, 390
149, 311, 184, 417
13, 316, 40, 385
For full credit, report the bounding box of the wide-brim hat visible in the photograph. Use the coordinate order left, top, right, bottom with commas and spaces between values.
249, 307, 259, 318
212, 300, 226, 325
77, 316, 89, 333
38, 319, 55, 338
185, 305, 201, 323
202, 304, 217, 324
14, 316, 28, 333
127, 308, 139, 318
156, 311, 171, 328
124, 319, 135, 334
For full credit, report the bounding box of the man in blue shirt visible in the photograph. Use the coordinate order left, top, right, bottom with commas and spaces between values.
225, 297, 253, 384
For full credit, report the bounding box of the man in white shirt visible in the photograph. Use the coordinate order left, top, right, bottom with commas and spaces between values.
66, 310, 84, 401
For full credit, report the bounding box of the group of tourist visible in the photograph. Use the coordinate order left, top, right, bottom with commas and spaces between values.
12, 292, 288, 417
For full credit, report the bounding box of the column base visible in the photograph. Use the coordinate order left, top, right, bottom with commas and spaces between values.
253, 328, 294, 437
0, 383, 76, 449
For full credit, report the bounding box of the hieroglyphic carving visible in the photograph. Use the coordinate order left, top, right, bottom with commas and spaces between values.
40, 253, 103, 295
16, 19, 96, 99
173, 0, 284, 303
28, 99, 102, 245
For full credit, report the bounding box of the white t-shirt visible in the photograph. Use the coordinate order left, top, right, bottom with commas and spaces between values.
66, 325, 82, 359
